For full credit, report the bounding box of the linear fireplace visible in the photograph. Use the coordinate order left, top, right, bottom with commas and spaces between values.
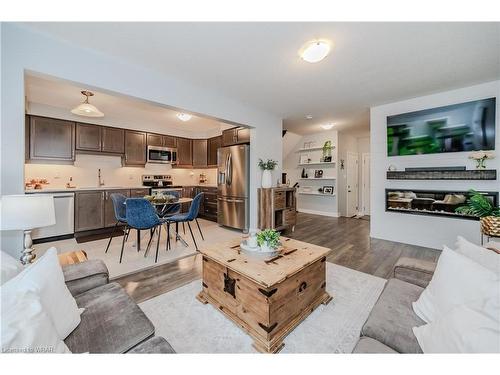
385, 189, 498, 220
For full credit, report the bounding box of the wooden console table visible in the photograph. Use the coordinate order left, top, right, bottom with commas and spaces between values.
197, 237, 332, 353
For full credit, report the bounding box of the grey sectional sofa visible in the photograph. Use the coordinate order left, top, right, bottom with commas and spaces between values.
61, 259, 175, 353
353, 257, 437, 353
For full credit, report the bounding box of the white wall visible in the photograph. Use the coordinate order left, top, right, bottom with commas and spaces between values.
370, 80, 500, 249
283, 130, 339, 217
1, 23, 282, 257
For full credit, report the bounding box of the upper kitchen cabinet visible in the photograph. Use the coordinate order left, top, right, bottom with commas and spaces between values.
207, 135, 222, 167
28, 116, 75, 162
124, 130, 147, 166
176, 137, 193, 167
222, 126, 250, 146
76, 123, 124, 154
192, 139, 208, 168
101, 127, 125, 153
147, 133, 177, 148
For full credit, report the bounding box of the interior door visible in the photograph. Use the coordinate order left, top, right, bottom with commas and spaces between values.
361, 153, 371, 215
346, 152, 359, 217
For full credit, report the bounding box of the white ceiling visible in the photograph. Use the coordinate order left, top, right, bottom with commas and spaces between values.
23, 22, 500, 135
25, 74, 234, 137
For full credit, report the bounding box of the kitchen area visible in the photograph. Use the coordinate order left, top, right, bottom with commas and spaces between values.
24, 74, 251, 277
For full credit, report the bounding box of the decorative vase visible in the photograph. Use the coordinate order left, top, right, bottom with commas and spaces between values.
480, 216, 500, 237
261, 170, 272, 188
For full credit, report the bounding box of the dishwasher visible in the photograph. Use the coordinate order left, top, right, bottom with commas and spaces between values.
30, 192, 75, 240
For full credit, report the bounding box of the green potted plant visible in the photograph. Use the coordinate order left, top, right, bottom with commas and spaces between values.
455, 189, 500, 238
256, 229, 281, 253
258, 159, 278, 188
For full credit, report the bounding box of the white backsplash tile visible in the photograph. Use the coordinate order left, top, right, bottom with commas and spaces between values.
25, 154, 217, 189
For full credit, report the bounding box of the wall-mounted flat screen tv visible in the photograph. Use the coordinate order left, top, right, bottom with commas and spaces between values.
387, 97, 496, 156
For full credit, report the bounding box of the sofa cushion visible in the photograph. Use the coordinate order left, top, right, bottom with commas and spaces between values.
64, 282, 154, 353
361, 278, 424, 353
62, 260, 109, 297
352, 337, 397, 354
127, 336, 176, 354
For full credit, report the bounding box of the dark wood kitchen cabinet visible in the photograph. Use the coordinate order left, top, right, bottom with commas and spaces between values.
192, 139, 208, 167
176, 137, 193, 167
124, 130, 147, 166
75, 191, 105, 232
147, 133, 177, 148
130, 188, 150, 198
222, 126, 250, 146
28, 116, 75, 162
208, 135, 222, 167
103, 189, 130, 228
101, 127, 125, 153
197, 186, 218, 222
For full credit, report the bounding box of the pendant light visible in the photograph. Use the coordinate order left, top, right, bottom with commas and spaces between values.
71, 90, 104, 117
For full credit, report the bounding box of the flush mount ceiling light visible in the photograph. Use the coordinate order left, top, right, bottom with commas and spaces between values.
299, 40, 331, 63
71, 91, 104, 118
176, 113, 192, 122
305, 115, 313, 120
321, 123, 335, 130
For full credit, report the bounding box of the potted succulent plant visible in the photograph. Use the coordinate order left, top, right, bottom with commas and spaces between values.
469, 150, 495, 169
258, 158, 278, 188
256, 229, 281, 253
455, 189, 500, 238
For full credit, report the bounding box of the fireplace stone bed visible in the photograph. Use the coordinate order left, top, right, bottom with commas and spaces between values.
385, 189, 498, 220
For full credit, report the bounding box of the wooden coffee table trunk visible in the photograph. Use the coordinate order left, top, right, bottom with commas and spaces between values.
197, 237, 332, 353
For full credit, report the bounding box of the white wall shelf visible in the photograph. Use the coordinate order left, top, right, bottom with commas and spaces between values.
298, 192, 336, 197
296, 146, 331, 152
299, 177, 336, 180
298, 161, 336, 166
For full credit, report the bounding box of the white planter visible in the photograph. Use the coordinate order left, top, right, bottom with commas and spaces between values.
261, 169, 272, 188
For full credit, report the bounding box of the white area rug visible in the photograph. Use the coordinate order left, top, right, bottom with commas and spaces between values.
33, 219, 240, 278
139, 263, 386, 353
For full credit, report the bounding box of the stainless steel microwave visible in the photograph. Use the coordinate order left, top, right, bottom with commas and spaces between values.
147, 146, 177, 164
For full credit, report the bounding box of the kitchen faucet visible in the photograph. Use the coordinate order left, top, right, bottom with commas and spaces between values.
98, 168, 105, 186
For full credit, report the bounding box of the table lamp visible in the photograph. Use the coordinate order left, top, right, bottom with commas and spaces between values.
0, 194, 56, 264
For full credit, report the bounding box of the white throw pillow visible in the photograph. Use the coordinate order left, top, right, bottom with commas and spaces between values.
413, 245, 499, 323
1, 287, 70, 353
413, 295, 500, 353
6, 247, 82, 339
456, 236, 500, 274
0, 250, 23, 286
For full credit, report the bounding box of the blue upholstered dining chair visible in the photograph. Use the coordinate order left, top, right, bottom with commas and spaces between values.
105, 193, 129, 254
164, 192, 204, 250
123, 198, 163, 264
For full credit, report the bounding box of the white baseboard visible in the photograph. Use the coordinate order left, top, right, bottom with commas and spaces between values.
297, 208, 340, 218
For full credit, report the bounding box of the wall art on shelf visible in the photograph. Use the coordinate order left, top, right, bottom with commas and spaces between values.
314, 170, 324, 178
323, 186, 334, 194
299, 155, 310, 164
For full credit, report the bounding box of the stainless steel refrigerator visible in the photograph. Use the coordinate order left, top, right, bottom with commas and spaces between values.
217, 144, 249, 230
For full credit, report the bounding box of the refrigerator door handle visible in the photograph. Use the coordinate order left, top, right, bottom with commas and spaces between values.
226, 152, 232, 186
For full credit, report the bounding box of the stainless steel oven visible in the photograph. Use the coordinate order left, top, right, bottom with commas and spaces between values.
147, 146, 177, 164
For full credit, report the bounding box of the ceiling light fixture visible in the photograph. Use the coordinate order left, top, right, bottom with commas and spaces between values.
71, 91, 104, 118
176, 113, 192, 122
299, 40, 331, 63
321, 123, 335, 130
305, 115, 313, 120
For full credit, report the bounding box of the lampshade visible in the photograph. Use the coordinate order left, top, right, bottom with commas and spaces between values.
0, 195, 56, 231
71, 102, 104, 117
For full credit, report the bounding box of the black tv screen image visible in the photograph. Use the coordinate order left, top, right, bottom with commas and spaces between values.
387, 97, 496, 156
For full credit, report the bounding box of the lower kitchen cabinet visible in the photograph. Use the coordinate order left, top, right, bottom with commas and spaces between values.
196, 186, 218, 222
75, 191, 105, 232
130, 188, 150, 198
103, 189, 130, 228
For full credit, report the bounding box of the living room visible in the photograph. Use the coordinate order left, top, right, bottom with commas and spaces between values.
1, 2, 500, 374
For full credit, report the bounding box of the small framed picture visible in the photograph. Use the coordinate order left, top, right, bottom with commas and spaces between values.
323, 156, 332, 162
314, 169, 323, 178
323, 186, 334, 194
299, 155, 309, 164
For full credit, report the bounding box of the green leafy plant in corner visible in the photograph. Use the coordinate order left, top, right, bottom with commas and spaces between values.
455, 189, 500, 218
256, 229, 281, 249
258, 159, 278, 171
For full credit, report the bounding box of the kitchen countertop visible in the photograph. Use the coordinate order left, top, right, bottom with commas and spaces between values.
25, 184, 217, 193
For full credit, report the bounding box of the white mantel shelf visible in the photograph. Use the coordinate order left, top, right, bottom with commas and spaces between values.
296, 146, 335, 152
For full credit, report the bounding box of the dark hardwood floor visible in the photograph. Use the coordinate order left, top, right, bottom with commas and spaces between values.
115, 213, 440, 303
